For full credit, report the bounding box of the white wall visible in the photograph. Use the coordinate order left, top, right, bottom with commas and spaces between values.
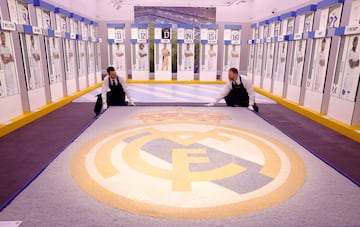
45, 0, 98, 20
216, 0, 317, 23
95, 4, 134, 21
46, 0, 134, 21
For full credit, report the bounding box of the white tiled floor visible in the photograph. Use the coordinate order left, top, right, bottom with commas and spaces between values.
74, 84, 276, 104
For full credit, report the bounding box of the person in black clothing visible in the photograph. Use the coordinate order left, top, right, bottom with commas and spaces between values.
101, 66, 135, 110
206, 67, 258, 112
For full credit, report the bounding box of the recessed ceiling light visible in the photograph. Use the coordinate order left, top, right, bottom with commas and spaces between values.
237, 0, 247, 4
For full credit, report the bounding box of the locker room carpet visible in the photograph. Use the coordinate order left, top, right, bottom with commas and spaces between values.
0, 106, 359, 226
0, 84, 359, 226
76, 84, 360, 185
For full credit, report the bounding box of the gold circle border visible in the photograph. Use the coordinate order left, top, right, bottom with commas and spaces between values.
71, 121, 306, 220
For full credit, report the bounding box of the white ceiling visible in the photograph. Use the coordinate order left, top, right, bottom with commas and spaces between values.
46, 0, 317, 22
107, 0, 253, 7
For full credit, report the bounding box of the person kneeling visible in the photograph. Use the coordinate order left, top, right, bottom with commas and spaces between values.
101, 66, 135, 109
206, 67, 258, 112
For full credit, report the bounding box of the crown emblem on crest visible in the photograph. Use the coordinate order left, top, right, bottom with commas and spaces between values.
133, 108, 230, 123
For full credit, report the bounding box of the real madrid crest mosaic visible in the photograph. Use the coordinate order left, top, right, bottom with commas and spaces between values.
71, 108, 306, 219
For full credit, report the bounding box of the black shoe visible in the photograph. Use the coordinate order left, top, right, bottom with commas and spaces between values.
253, 103, 259, 112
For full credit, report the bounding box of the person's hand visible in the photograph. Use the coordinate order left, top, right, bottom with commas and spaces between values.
130, 102, 136, 106
205, 102, 215, 107
102, 104, 108, 110
248, 105, 254, 111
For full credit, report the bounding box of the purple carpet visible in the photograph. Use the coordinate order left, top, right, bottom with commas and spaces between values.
0, 103, 97, 211
257, 103, 360, 186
